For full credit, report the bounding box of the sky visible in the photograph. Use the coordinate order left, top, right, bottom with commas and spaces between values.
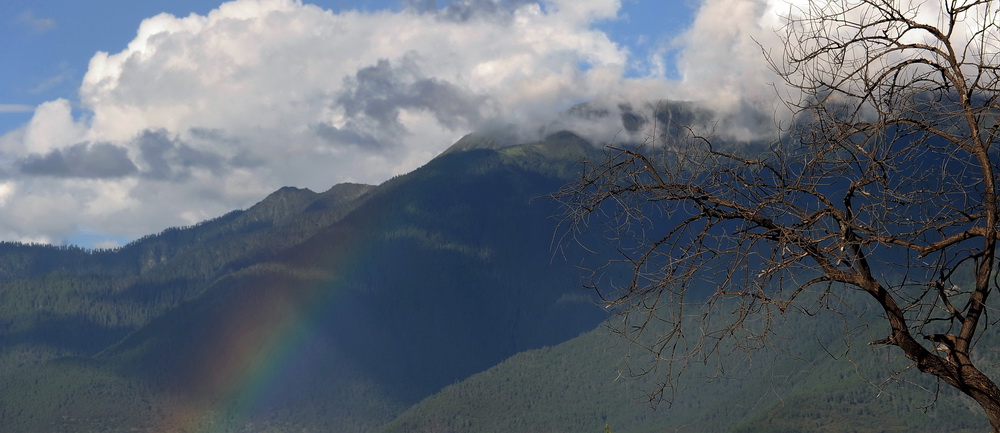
0, 0, 792, 248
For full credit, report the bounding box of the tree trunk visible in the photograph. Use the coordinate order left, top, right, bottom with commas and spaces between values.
962, 372, 1000, 433
894, 330, 1000, 431
921, 353, 1000, 432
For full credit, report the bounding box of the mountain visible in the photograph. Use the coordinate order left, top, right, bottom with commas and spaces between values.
0, 131, 611, 432
1, 126, 995, 433
0, 179, 375, 375
380, 305, 992, 433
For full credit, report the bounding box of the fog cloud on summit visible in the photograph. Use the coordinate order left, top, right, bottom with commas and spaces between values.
0, 0, 795, 245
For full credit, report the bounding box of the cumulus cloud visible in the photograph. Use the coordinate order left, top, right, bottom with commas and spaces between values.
18, 99, 87, 155
0, 0, 642, 244
661, 0, 788, 139
18, 142, 137, 178
407, 0, 537, 21
9, 0, 877, 245
666, 0, 999, 138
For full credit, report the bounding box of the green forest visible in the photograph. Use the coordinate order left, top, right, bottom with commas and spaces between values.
0, 130, 995, 432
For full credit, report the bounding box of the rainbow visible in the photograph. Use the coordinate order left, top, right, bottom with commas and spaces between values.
151, 239, 370, 432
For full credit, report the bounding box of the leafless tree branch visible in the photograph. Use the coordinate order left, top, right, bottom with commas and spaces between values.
557, 0, 1000, 429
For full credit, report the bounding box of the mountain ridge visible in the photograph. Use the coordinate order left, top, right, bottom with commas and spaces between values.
2, 127, 987, 432
0, 131, 611, 432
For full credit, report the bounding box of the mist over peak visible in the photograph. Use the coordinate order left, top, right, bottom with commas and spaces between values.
486, 97, 775, 152
0, 0, 789, 245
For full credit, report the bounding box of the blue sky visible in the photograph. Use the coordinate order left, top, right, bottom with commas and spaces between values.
1, 1, 224, 132
0, 0, 782, 247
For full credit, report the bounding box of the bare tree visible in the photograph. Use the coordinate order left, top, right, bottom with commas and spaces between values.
558, 0, 1000, 429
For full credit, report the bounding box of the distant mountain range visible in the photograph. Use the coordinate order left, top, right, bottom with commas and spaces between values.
0, 126, 993, 432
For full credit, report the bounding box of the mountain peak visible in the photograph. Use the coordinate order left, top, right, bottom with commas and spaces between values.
305, 182, 375, 212
244, 186, 319, 224
539, 130, 591, 148
495, 130, 597, 163
440, 132, 508, 155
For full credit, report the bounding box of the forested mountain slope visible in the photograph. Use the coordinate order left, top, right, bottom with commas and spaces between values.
2, 126, 989, 433
382, 304, 993, 433
0, 132, 610, 432
0, 181, 374, 374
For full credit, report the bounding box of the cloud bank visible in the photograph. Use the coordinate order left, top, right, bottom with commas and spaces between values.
0, 0, 792, 245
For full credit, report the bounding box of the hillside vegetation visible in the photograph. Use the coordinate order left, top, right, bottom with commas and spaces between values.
383, 301, 993, 433
0, 132, 610, 432
0, 128, 993, 432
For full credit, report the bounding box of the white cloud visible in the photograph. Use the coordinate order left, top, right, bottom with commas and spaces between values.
20, 99, 87, 155
663, 0, 787, 138
667, 0, 1000, 138
0, 183, 14, 205
17, 0, 975, 245
0, 0, 643, 245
